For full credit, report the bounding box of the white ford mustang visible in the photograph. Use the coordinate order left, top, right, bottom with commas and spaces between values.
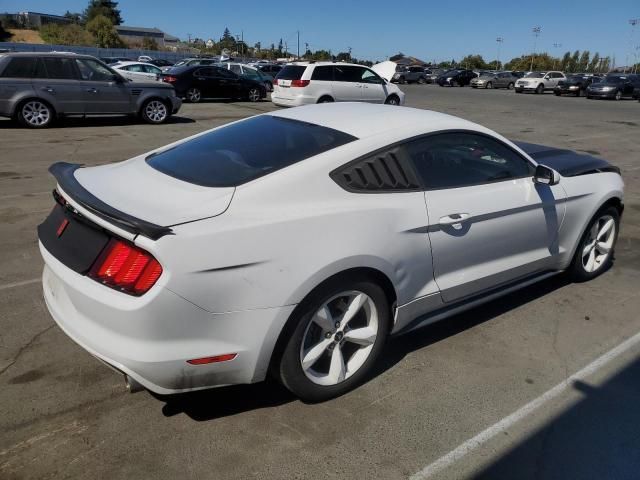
38, 103, 624, 401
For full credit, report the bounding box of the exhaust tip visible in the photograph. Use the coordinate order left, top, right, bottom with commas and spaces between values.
125, 375, 144, 393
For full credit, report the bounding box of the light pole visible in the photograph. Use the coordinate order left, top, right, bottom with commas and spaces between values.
627, 19, 639, 73
552, 42, 562, 69
530, 26, 541, 71
496, 37, 504, 69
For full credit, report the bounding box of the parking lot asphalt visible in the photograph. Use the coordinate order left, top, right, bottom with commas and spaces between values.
1, 86, 639, 480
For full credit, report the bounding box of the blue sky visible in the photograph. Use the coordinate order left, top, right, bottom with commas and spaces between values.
4, 1, 640, 66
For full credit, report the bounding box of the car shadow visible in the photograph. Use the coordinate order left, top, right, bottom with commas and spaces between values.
0, 115, 195, 129
156, 273, 573, 421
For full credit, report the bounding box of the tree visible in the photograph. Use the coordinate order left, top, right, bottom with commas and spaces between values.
63, 11, 82, 24
254, 42, 261, 52
588, 53, 600, 72
40, 23, 94, 46
142, 36, 158, 51
560, 51, 571, 71
568, 50, 580, 73
459, 54, 489, 70
219, 27, 235, 51
86, 14, 124, 47
83, 0, 123, 25
336, 51, 351, 62
277, 38, 283, 56
0, 21, 11, 42
578, 50, 590, 72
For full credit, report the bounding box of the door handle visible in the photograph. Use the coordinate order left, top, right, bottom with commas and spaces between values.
439, 213, 471, 229
86, 88, 98, 93
41, 86, 55, 93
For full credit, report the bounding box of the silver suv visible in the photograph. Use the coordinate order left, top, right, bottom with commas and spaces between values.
0, 53, 182, 128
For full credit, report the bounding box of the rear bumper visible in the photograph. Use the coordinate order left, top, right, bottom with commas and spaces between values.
40, 241, 295, 395
586, 90, 616, 98
270, 92, 316, 107
170, 96, 182, 113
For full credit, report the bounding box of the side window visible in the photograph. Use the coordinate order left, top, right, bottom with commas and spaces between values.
194, 67, 213, 77
42, 58, 78, 80
334, 65, 363, 82
128, 64, 144, 72
311, 66, 333, 81
361, 68, 383, 84
229, 64, 241, 74
243, 68, 260, 80
1, 57, 38, 77
145, 65, 161, 74
75, 59, 113, 81
217, 68, 237, 79
406, 133, 534, 190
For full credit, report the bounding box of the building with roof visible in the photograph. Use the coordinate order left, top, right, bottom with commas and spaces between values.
389, 53, 428, 67
114, 25, 179, 49
1, 11, 71, 28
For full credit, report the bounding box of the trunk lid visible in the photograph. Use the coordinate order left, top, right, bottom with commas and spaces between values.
73, 159, 234, 227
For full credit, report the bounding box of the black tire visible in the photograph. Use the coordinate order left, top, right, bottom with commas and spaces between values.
16, 99, 55, 128
568, 205, 620, 282
507, 82, 514, 90
140, 98, 170, 124
417, 76, 426, 84
317, 96, 334, 103
186, 87, 201, 103
615, 90, 622, 101
554, 91, 561, 96
535, 84, 544, 94
277, 275, 391, 402
515, 89, 523, 93
486, 82, 493, 89
586, 95, 592, 99
451, 80, 459, 87
399, 76, 406, 84
385, 94, 400, 105
247, 87, 261, 102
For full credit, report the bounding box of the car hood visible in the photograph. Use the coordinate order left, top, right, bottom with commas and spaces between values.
73, 158, 234, 227
371, 61, 397, 82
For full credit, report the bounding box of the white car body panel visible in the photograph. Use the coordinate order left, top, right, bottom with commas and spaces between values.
516, 71, 566, 91
112, 61, 162, 82
370, 60, 397, 82
38, 103, 624, 394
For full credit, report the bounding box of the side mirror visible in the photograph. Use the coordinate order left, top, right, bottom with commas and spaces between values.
534, 164, 560, 186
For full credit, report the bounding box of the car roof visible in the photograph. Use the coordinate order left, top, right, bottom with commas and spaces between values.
113, 61, 158, 67
2, 51, 97, 60
286, 61, 369, 68
267, 103, 481, 139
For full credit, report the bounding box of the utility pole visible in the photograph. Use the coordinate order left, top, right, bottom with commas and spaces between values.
496, 37, 504, 69
347, 46, 352, 61
297, 30, 300, 59
530, 26, 541, 71
187, 33, 192, 44
305, 42, 309, 58
552, 42, 562, 69
626, 19, 639, 73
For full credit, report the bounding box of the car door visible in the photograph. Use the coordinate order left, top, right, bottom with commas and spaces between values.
496, 73, 509, 88
191, 67, 215, 96
215, 67, 242, 98
75, 58, 132, 114
332, 65, 364, 101
360, 68, 388, 103
141, 64, 162, 81
405, 132, 566, 303
31, 57, 85, 114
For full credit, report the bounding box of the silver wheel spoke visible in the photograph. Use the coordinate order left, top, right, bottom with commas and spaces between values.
340, 293, 367, 327
301, 338, 332, 371
582, 241, 595, 257
596, 241, 611, 254
328, 346, 346, 384
597, 219, 614, 240
585, 249, 596, 272
312, 305, 335, 332
344, 326, 376, 346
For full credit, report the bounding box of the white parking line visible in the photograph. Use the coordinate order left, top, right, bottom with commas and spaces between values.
409, 330, 640, 480
0, 278, 41, 291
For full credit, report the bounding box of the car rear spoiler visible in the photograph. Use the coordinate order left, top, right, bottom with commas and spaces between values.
49, 162, 173, 240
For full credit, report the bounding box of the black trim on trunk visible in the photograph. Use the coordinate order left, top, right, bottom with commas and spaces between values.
49, 162, 173, 240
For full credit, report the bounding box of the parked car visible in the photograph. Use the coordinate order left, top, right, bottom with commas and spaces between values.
586, 75, 640, 100
138, 55, 153, 63
0, 52, 181, 127
436, 69, 477, 86
470, 71, 518, 89
149, 58, 174, 68
554, 75, 601, 97
271, 61, 404, 107
425, 68, 444, 83
100, 56, 134, 65
256, 63, 283, 78
218, 62, 275, 91
112, 61, 163, 82
161, 65, 266, 103
38, 102, 623, 401
515, 71, 566, 94
171, 58, 219, 68
392, 66, 427, 84
633, 86, 640, 102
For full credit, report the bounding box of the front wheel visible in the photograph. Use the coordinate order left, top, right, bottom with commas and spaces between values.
277, 277, 391, 402
535, 84, 544, 94
140, 99, 169, 124
568, 206, 620, 282
385, 95, 400, 105
615, 90, 622, 101
417, 77, 426, 84
486, 82, 493, 89
186, 87, 201, 103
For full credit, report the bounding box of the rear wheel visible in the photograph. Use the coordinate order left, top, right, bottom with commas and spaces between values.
486, 81, 493, 89
399, 76, 406, 84
317, 95, 334, 103
507, 82, 514, 90
554, 91, 561, 96
385, 94, 400, 105
535, 84, 544, 94
568, 206, 619, 282
417, 76, 426, 84
615, 90, 622, 101
17, 99, 54, 128
140, 99, 169, 124
247, 87, 261, 102
277, 277, 391, 402
451, 80, 459, 87
186, 87, 201, 103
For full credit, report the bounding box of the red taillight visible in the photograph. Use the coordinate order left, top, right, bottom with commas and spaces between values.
162, 75, 177, 83
291, 79, 310, 87
90, 239, 162, 295
272, 78, 278, 86
187, 354, 237, 365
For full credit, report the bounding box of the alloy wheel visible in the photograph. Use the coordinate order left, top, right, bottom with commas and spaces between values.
299, 291, 379, 386
144, 100, 167, 123
248, 88, 260, 102
187, 88, 201, 103
22, 101, 51, 127
581, 214, 616, 273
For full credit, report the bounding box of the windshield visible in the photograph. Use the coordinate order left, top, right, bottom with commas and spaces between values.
603, 76, 624, 84
525, 72, 544, 78
442, 70, 460, 76
146, 116, 357, 187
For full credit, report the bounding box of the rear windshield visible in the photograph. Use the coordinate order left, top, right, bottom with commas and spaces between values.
275, 65, 306, 80
146, 115, 357, 187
